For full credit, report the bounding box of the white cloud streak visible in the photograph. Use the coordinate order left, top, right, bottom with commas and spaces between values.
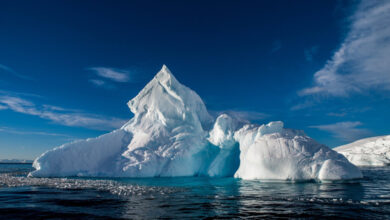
88, 67, 130, 82
0, 127, 71, 137
0, 64, 14, 72
88, 79, 115, 89
0, 96, 127, 131
0, 89, 42, 98
270, 40, 282, 53
304, 46, 318, 62
300, 0, 390, 96
327, 112, 346, 117
310, 121, 370, 141
0, 64, 32, 80
89, 79, 106, 86
290, 100, 315, 111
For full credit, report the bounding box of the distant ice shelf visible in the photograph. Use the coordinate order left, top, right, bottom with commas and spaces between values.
334, 135, 390, 167
0, 159, 33, 163
30, 65, 362, 181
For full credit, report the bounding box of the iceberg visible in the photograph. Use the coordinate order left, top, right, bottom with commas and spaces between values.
334, 135, 390, 166
30, 65, 362, 181
233, 121, 361, 180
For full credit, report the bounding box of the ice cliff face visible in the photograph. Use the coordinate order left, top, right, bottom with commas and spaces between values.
30, 65, 362, 181
334, 135, 390, 166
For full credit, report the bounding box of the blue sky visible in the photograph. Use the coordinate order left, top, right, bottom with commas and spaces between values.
0, 0, 389, 159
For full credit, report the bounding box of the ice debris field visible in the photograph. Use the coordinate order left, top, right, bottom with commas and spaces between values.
30, 65, 364, 181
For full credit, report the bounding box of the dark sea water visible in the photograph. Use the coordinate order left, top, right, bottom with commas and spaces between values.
0, 164, 389, 219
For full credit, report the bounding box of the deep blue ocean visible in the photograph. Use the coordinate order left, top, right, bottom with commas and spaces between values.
0, 163, 389, 219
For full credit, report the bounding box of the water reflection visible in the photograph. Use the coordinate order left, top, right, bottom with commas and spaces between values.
119, 177, 242, 218
118, 177, 372, 219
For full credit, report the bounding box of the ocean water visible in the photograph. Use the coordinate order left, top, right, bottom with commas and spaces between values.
0, 164, 389, 219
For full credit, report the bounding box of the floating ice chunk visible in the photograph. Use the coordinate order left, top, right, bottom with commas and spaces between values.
334, 135, 390, 166
1, 174, 177, 197
233, 123, 362, 181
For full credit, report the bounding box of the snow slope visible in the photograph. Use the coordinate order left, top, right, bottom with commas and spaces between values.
30, 65, 362, 181
334, 135, 390, 166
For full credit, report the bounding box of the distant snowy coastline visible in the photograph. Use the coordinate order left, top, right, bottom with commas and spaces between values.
334, 135, 390, 167
0, 159, 33, 164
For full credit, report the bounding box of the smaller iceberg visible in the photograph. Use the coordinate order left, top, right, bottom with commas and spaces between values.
232, 120, 362, 180
334, 135, 390, 166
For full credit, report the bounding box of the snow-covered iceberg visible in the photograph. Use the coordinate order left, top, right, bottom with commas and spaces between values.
334, 135, 390, 166
30, 65, 362, 181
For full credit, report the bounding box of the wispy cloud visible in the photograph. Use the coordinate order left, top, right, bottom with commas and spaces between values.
89, 79, 106, 86
304, 46, 319, 62
300, 1, 390, 96
0, 95, 127, 130
310, 121, 371, 141
0, 126, 71, 137
0, 64, 13, 72
0, 89, 42, 98
327, 112, 346, 117
270, 40, 282, 53
88, 79, 115, 89
0, 64, 32, 80
87, 67, 131, 82
290, 100, 315, 111
326, 107, 371, 117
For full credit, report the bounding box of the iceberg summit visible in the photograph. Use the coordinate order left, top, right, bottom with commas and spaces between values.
30, 65, 362, 181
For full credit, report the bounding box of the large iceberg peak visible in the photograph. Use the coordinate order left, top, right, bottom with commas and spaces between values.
127, 65, 179, 114
154, 64, 178, 85
119, 65, 215, 177
126, 65, 212, 130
